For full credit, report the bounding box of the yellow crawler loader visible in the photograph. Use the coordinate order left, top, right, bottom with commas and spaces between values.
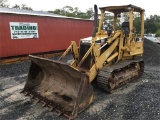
22, 4, 145, 119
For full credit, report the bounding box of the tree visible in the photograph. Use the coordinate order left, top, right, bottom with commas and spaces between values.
49, 9, 61, 15
48, 6, 93, 19
145, 15, 160, 34
21, 4, 32, 10
21, 4, 26, 9
133, 17, 141, 33
0, 0, 9, 7
155, 29, 160, 37
73, 7, 81, 16
122, 12, 129, 21
12, 4, 20, 9
62, 6, 73, 15
133, 13, 141, 33
86, 8, 93, 19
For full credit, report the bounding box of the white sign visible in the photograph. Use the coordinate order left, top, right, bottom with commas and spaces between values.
10, 22, 39, 39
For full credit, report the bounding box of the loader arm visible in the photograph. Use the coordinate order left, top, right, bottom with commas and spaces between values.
88, 31, 122, 81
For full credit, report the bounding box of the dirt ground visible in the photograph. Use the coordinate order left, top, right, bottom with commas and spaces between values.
0, 39, 160, 120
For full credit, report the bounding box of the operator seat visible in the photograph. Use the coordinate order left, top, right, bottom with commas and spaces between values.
122, 22, 130, 34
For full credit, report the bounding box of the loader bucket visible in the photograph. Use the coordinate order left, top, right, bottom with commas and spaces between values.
22, 55, 93, 119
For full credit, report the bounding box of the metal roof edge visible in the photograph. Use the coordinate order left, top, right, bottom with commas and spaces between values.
0, 8, 93, 21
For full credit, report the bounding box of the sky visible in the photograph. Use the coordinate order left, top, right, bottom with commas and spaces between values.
6, 0, 160, 17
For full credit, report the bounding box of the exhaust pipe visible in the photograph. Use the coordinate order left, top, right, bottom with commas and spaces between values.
92, 4, 98, 37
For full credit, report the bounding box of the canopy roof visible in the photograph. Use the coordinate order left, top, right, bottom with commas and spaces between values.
99, 4, 145, 13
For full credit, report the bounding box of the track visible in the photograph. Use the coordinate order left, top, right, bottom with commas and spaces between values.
97, 59, 144, 93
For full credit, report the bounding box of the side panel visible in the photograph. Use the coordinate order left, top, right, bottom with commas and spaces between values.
0, 13, 93, 58
130, 40, 144, 55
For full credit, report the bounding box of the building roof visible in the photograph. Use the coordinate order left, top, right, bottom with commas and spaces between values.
0, 7, 65, 17
100, 4, 145, 13
0, 7, 92, 21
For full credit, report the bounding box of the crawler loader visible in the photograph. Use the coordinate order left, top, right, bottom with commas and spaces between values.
22, 4, 145, 119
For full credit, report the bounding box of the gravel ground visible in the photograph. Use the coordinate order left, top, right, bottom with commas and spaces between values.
0, 39, 160, 120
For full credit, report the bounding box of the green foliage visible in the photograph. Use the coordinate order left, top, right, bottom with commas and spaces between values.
155, 29, 160, 37
48, 6, 93, 19
103, 13, 114, 30
12, 4, 20, 9
145, 15, 160, 34
0, 0, 32, 10
12, 4, 33, 10
128, 13, 160, 35
0, 0, 9, 7
21, 4, 32, 10
134, 17, 141, 33
122, 13, 129, 21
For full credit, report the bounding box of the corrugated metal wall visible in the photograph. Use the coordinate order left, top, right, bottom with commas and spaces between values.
0, 13, 93, 58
